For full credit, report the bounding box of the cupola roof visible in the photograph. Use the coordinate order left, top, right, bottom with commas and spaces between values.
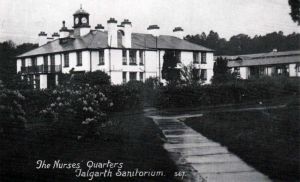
73, 5, 89, 15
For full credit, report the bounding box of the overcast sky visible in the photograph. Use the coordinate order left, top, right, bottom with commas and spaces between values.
0, 0, 299, 44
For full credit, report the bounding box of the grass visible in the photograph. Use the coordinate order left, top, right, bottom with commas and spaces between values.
184, 101, 300, 181
0, 112, 180, 182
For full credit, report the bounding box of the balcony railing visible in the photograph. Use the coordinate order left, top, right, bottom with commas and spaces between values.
21, 65, 61, 74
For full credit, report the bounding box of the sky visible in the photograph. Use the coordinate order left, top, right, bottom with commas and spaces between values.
0, 0, 299, 44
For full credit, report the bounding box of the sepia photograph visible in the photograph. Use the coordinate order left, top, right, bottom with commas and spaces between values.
0, 0, 299, 181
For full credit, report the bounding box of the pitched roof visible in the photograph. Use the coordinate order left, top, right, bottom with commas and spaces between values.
17, 31, 213, 58
217, 50, 300, 67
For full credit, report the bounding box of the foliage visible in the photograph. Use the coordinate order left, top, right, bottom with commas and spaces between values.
289, 0, 300, 25
162, 50, 181, 84
59, 70, 111, 88
185, 31, 300, 55
0, 41, 38, 88
212, 57, 237, 84
154, 77, 300, 108
180, 63, 202, 85
40, 84, 113, 139
0, 80, 27, 135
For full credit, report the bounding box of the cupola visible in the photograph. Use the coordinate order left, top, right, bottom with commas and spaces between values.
73, 5, 91, 37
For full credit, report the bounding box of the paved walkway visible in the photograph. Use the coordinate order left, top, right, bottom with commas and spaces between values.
146, 109, 271, 182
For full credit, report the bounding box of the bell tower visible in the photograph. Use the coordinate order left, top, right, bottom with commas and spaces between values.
73, 5, 91, 37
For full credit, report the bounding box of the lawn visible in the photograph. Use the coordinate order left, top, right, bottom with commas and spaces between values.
0, 111, 180, 182
184, 101, 300, 181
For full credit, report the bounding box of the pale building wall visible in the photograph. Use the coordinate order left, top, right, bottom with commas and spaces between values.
144, 50, 159, 79
201, 52, 214, 84
181, 51, 193, 66
40, 74, 47, 89
25, 58, 31, 66
289, 63, 297, 77
16, 59, 21, 73
37, 56, 43, 65
110, 72, 123, 84
240, 67, 249, 79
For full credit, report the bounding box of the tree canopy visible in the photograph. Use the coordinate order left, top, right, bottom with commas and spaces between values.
289, 0, 300, 25
185, 31, 300, 55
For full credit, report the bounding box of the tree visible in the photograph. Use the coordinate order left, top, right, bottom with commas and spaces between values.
0, 41, 38, 89
161, 50, 181, 84
180, 63, 202, 85
289, 0, 300, 25
211, 57, 236, 84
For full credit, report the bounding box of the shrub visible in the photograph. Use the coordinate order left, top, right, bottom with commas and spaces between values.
40, 84, 113, 139
0, 80, 26, 135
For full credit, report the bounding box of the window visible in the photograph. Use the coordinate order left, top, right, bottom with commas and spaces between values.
21, 59, 25, 67
76, 52, 82, 66
64, 53, 69, 67
43, 56, 48, 66
140, 72, 144, 81
139, 51, 144, 65
129, 50, 137, 65
31, 57, 37, 66
193, 52, 199, 64
99, 50, 104, 65
50, 55, 55, 65
122, 50, 127, 65
175, 51, 181, 62
296, 65, 300, 72
129, 72, 137, 81
200, 69, 207, 81
201, 52, 207, 64
122, 72, 127, 83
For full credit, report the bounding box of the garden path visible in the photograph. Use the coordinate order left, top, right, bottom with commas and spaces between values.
145, 108, 271, 182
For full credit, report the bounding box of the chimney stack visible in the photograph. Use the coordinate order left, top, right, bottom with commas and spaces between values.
38, 31, 47, 46
107, 18, 118, 47
95, 24, 105, 31
121, 19, 132, 48
47, 37, 54, 43
52, 32, 60, 40
59, 21, 70, 38
173, 27, 184, 39
147, 25, 160, 37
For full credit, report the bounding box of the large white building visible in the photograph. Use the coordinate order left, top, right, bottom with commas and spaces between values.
16, 6, 214, 89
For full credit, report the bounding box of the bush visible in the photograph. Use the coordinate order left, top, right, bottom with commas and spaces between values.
0, 80, 27, 135
40, 84, 113, 139
154, 77, 300, 108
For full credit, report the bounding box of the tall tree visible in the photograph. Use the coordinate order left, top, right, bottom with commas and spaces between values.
0, 41, 38, 88
289, 0, 300, 25
211, 57, 236, 84
162, 50, 181, 84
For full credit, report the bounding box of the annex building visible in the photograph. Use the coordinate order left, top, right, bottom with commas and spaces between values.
219, 49, 300, 79
16, 6, 214, 89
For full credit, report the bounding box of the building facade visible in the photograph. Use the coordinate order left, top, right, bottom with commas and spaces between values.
219, 50, 300, 79
16, 7, 214, 89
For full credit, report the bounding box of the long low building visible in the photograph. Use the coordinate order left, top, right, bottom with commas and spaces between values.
16, 6, 214, 89
219, 50, 300, 79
